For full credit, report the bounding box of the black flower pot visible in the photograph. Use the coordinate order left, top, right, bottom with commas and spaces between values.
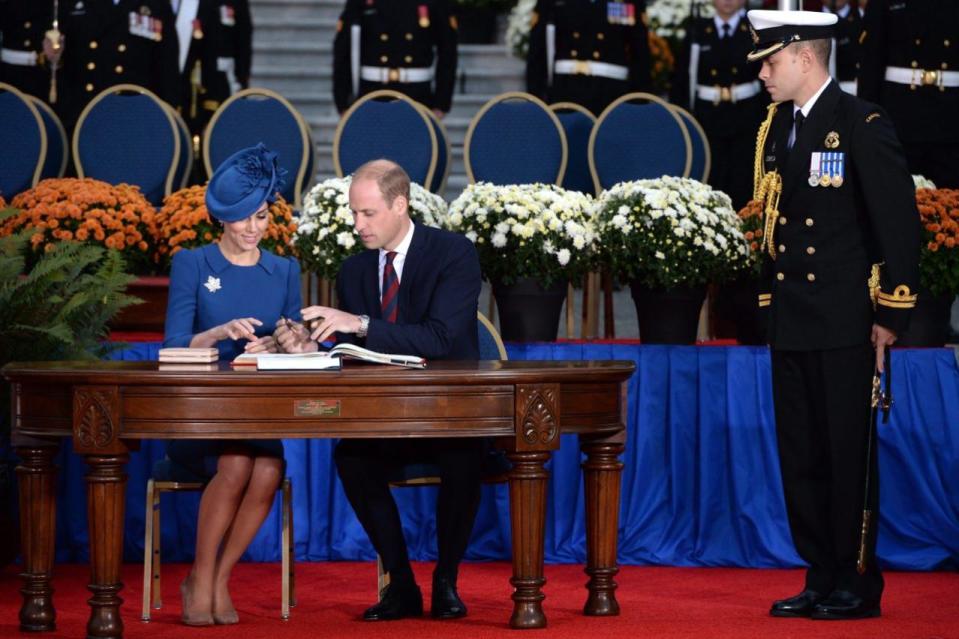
630, 282, 707, 344
896, 288, 954, 347
492, 277, 567, 342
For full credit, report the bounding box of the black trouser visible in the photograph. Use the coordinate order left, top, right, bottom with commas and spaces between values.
771, 343, 883, 601
334, 437, 484, 586
704, 130, 756, 211
903, 139, 959, 189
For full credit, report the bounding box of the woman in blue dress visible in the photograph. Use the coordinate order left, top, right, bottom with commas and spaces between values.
163, 143, 301, 626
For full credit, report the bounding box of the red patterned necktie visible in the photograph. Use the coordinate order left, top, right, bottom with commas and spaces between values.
381, 251, 399, 323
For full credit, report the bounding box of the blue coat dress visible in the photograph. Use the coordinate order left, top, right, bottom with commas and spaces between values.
161, 243, 302, 480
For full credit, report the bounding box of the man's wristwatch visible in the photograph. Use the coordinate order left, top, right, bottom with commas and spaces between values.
356, 314, 370, 338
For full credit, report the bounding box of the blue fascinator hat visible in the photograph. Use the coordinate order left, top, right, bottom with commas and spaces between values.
205, 143, 288, 222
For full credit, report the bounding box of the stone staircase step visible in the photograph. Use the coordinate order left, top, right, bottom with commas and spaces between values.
252, 0, 344, 22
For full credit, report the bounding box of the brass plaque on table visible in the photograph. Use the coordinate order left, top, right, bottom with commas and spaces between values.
294, 399, 341, 417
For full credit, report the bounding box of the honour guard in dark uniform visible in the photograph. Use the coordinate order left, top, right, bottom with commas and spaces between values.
526, 0, 651, 116
670, 0, 766, 210
858, 0, 959, 187
333, 0, 458, 118
748, 9, 919, 621
58, 0, 180, 132
213, 0, 252, 95
171, 0, 228, 136
822, 0, 863, 95
0, 2, 62, 102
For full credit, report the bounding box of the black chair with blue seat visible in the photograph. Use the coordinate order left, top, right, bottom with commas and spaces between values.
375, 312, 510, 594
588, 92, 692, 193
204, 87, 313, 209
73, 84, 179, 206
28, 96, 68, 180
0, 82, 47, 199
141, 457, 295, 621
333, 89, 438, 189
549, 102, 597, 195
465, 92, 567, 186
670, 104, 711, 183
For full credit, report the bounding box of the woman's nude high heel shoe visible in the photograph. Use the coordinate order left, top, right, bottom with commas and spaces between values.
180, 578, 214, 626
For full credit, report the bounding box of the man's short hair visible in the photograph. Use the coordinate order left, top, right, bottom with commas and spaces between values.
794, 38, 832, 69
352, 159, 411, 207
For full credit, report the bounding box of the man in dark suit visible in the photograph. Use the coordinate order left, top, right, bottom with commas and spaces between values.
822, 0, 862, 95
858, 0, 959, 187
747, 9, 919, 621
57, 0, 179, 132
171, 0, 228, 137
0, 1, 62, 102
275, 159, 484, 622
526, 0, 651, 116
670, 0, 766, 210
332, 0, 458, 118
213, 0, 252, 95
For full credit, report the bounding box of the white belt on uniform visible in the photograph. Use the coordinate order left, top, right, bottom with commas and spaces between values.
360, 66, 433, 84
884, 66, 959, 88
839, 79, 858, 95
695, 80, 762, 104
553, 59, 629, 81
1, 48, 38, 66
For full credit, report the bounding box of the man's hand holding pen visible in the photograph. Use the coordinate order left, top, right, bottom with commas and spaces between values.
300, 306, 364, 343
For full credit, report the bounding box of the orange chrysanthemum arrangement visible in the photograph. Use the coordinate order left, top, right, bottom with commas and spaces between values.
155, 185, 297, 269
737, 199, 765, 276
915, 187, 959, 295
0, 178, 160, 274
649, 31, 675, 96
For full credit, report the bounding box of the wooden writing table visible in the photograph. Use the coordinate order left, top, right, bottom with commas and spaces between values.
3, 359, 634, 637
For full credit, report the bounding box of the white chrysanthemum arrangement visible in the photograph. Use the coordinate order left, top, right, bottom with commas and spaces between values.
595, 176, 750, 289
446, 182, 596, 286
294, 177, 447, 279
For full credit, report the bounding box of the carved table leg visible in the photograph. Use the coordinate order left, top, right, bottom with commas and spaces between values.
85, 454, 129, 639
507, 450, 550, 629
16, 446, 59, 632
581, 439, 624, 616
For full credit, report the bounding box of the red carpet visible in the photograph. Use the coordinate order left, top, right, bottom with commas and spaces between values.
1, 562, 957, 638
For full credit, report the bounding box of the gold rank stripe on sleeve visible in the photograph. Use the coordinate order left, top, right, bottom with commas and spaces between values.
877, 285, 918, 309
758, 293, 772, 308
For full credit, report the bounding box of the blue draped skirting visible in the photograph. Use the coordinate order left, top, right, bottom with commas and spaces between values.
47, 344, 958, 570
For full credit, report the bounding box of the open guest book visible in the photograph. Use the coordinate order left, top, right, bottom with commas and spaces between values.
232, 343, 427, 370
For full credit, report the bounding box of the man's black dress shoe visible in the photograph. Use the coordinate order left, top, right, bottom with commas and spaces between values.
431, 577, 467, 619
811, 590, 881, 620
362, 583, 423, 621
770, 590, 825, 617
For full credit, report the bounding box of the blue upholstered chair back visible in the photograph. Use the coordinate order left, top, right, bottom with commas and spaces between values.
589, 93, 692, 193
169, 108, 193, 190
673, 105, 711, 182
334, 90, 437, 188
423, 108, 451, 194
73, 85, 178, 206
465, 92, 567, 186
301, 127, 316, 197
477, 311, 507, 360
29, 97, 68, 179
204, 88, 312, 207
550, 103, 597, 194
0, 83, 46, 199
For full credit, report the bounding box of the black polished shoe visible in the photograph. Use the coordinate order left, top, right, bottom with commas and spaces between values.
431, 577, 467, 619
770, 590, 825, 618
811, 590, 881, 620
362, 583, 423, 621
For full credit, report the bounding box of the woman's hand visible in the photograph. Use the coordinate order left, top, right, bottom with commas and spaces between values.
244, 335, 278, 354
218, 318, 262, 341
